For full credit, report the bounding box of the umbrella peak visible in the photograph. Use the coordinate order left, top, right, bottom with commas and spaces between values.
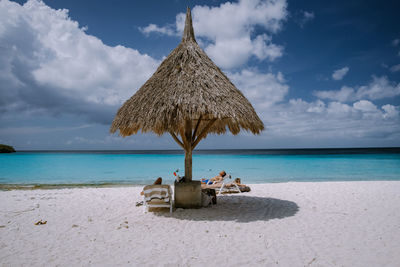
182, 7, 196, 43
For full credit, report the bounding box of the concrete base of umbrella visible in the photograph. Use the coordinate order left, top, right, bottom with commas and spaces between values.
174, 180, 202, 209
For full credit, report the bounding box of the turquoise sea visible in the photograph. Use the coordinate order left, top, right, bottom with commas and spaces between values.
0, 148, 399, 186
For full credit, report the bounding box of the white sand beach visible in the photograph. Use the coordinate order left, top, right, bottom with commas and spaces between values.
1, 181, 400, 266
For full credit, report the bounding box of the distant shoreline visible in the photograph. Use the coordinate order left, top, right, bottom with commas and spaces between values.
2, 179, 400, 191
0, 183, 143, 191
12, 147, 400, 155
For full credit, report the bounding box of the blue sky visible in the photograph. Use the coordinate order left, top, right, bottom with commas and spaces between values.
0, 0, 399, 150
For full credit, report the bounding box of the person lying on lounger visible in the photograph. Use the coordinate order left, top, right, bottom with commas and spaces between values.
201, 170, 228, 185
201, 176, 251, 192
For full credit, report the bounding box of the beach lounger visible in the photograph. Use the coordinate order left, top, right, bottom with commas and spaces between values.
143, 184, 173, 213
216, 176, 242, 195
217, 184, 251, 194
203, 175, 242, 195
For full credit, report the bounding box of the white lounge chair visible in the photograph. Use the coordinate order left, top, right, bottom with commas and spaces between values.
143, 184, 173, 213
216, 175, 242, 195
205, 174, 242, 195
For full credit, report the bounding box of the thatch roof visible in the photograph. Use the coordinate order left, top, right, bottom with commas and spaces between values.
110, 7, 264, 138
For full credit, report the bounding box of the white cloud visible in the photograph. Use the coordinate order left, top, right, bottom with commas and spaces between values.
215, 68, 399, 143
224, 71, 399, 142
138, 24, 177, 36
332, 66, 349, 80
314, 76, 400, 102
306, 99, 325, 113
288, 99, 326, 114
315, 86, 354, 102
351, 76, 400, 100
0, 0, 159, 123
382, 104, 399, 119
353, 100, 378, 113
257, 98, 400, 141
303, 11, 315, 20
223, 73, 399, 143
392, 38, 400, 46
326, 101, 352, 116
297, 10, 314, 28
250, 34, 283, 61
228, 69, 289, 109
140, 0, 288, 69
390, 64, 400, 72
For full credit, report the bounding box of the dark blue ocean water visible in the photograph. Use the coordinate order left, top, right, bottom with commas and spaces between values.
0, 148, 399, 185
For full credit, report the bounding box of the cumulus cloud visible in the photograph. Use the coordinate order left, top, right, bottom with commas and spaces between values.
226, 70, 399, 143
140, 0, 287, 69
382, 104, 399, 119
353, 100, 378, 113
390, 64, 400, 72
226, 71, 400, 143
228, 69, 289, 110
288, 98, 325, 114
314, 76, 400, 102
332, 66, 349, 80
315, 86, 354, 102
0, 0, 159, 124
259, 98, 400, 141
221, 68, 399, 143
138, 24, 177, 36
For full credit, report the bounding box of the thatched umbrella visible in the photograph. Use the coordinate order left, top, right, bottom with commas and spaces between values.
110, 8, 264, 181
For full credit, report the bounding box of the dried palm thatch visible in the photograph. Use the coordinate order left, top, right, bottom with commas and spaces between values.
111, 7, 264, 180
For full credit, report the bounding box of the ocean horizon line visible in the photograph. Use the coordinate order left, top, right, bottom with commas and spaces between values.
13, 147, 400, 155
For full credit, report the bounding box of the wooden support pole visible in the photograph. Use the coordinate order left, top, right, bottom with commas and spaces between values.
184, 119, 193, 181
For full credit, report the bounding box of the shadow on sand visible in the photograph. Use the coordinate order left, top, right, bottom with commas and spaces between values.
155, 195, 299, 223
